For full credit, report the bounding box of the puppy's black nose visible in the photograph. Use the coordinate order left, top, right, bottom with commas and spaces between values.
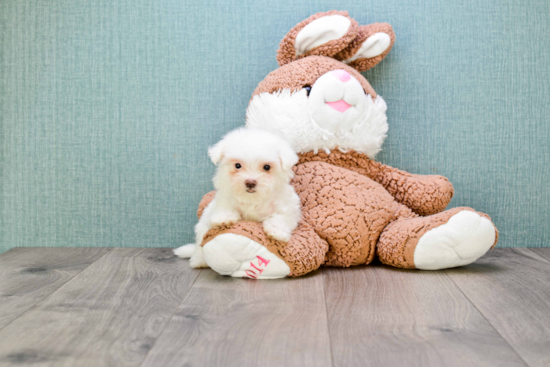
245, 180, 257, 189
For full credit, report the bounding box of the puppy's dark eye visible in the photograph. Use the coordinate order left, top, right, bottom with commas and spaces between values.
235, 163, 241, 169
263, 165, 271, 171
303, 86, 312, 96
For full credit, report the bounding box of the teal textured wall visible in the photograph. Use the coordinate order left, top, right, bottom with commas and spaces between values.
1, 0, 549, 253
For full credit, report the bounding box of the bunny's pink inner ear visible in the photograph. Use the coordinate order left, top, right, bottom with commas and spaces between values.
276, 10, 358, 67
334, 23, 395, 72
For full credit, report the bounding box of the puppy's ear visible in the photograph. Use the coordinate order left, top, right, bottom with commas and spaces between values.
278, 146, 299, 171
277, 10, 358, 66
208, 140, 225, 166
334, 23, 395, 72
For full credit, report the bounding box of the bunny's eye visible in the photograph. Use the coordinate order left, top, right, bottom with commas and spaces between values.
303, 86, 312, 96
235, 163, 241, 169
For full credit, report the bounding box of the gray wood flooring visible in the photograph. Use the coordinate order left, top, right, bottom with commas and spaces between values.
0, 247, 548, 367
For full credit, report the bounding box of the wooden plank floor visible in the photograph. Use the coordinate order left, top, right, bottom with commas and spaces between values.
0, 248, 548, 367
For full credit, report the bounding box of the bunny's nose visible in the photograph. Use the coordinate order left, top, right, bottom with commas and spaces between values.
332, 69, 351, 82
245, 180, 257, 189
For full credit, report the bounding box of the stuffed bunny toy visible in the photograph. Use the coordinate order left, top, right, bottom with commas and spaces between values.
193, 10, 498, 279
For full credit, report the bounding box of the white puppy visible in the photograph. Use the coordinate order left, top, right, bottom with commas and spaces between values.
174, 128, 301, 268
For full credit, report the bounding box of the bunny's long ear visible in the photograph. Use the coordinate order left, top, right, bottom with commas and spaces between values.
334, 23, 395, 72
276, 10, 358, 66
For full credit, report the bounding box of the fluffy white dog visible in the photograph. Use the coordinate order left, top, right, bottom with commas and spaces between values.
173, 128, 301, 268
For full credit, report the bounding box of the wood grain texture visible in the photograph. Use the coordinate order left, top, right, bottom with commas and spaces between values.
445, 248, 550, 367
323, 265, 526, 367
0, 248, 199, 367
0, 247, 110, 331
1, 248, 549, 367
141, 268, 332, 367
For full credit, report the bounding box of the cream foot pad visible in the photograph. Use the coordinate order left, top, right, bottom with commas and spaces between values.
414, 210, 496, 270
203, 233, 291, 279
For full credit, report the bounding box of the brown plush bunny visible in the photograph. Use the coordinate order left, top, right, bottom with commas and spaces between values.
192, 10, 498, 279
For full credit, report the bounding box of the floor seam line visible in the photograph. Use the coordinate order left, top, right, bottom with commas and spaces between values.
322, 269, 337, 367
522, 248, 550, 265
443, 269, 531, 367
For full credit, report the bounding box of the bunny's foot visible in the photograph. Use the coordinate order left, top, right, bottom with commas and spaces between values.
200, 221, 328, 278
377, 207, 498, 270
203, 234, 290, 279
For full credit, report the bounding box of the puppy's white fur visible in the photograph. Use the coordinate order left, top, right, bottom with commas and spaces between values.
174, 128, 301, 268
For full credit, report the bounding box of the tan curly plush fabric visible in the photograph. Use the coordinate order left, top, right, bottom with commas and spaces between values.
276, 10, 358, 66
252, 56, 377, 99
292, 158, 401, 266
298, 150, 454, 216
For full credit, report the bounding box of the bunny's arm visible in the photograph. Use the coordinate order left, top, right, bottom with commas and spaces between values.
297, 151, 453, 216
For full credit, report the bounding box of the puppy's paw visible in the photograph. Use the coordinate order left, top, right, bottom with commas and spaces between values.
189, 250, 209, 268
263, 220, 292, 242
210, 211, 240, 228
